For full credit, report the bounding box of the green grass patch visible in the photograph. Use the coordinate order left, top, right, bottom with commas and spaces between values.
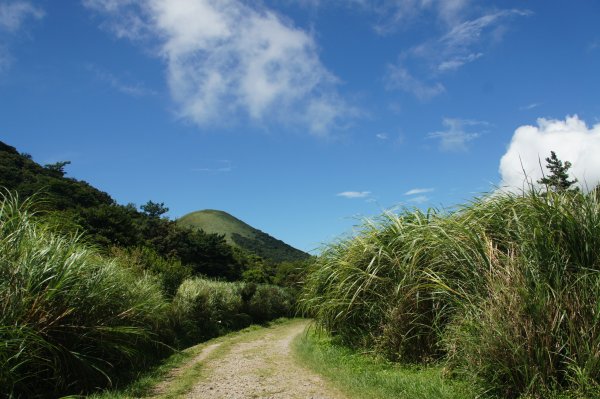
294, 326, 476, 399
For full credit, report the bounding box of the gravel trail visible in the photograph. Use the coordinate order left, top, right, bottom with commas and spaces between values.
184, 320, 347, 399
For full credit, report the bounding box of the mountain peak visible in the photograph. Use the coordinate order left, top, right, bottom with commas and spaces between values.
177, 209, 309, 263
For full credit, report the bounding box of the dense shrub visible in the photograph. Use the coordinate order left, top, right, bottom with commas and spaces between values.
171, 278, 244, 343
0, 192, 170, 397
247, 284, 293, 323
110, 246, 192, 298
171, 278, 294, 345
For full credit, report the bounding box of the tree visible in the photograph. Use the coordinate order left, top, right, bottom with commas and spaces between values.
44, 161, 71, 176
140, 200, 169, 218
537, 151, 579, 192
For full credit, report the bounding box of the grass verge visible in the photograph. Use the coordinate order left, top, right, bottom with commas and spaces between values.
293, 325, 476, 399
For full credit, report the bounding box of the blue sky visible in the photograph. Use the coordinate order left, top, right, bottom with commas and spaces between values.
2, 0, 600, 252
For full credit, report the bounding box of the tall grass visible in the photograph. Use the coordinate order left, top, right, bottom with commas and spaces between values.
0, 192, 170, 397
301, 189, 600, 397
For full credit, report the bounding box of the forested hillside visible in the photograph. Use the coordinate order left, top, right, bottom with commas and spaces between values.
0, 140, 310, 284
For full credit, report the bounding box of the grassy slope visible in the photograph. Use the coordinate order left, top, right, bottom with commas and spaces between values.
178, 210, 257, 246
178, 209, 309, 263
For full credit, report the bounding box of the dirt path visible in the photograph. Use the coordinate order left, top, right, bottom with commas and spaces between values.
179, 319, 347, 399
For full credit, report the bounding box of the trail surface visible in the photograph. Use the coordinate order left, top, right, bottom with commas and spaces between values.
180, 319, 347, 399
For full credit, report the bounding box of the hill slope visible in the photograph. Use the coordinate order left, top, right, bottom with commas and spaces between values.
178, 210, 309, 263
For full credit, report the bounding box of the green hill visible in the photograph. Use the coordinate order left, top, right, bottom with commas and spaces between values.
178, 209, 309, 263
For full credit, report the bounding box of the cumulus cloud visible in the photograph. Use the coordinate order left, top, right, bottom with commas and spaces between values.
499, 115, 600, 192
83, 0, 351, 135
337, 191, 371, 199
405, 187, 434, 195
427, 118, 486, 152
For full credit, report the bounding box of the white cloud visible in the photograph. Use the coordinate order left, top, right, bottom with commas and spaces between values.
337, 191, 371, 199
499, 115, 600, 192
405, 187, 434, 195
0, 1, 44, 33
427, 118, 485, 151
84, 0, 352, 135
376, 133, 388, 140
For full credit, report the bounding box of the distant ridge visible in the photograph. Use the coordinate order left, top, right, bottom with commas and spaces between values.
177, 209, 309, 263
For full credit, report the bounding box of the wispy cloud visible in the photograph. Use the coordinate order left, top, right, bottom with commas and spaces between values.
191, 160, 233, 173
519, 102, 542, 111
376, 133, 388, 140
337, 191, 371, 199
427, 118, 486, 152
407, 195, 429, 203
386, 64, 445, 100
437, 52, 482, 72
83, 0, 354, 135
0, 1, 43, 33
385, 5, 530, 99
405, 187, 434, 195
0, 1, 44, 72
86, 64, 156, 97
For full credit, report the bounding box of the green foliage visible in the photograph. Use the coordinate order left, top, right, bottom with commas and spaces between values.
538, 151, 579, 192
301, 189, 600, 398
0, 191, 171, 397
